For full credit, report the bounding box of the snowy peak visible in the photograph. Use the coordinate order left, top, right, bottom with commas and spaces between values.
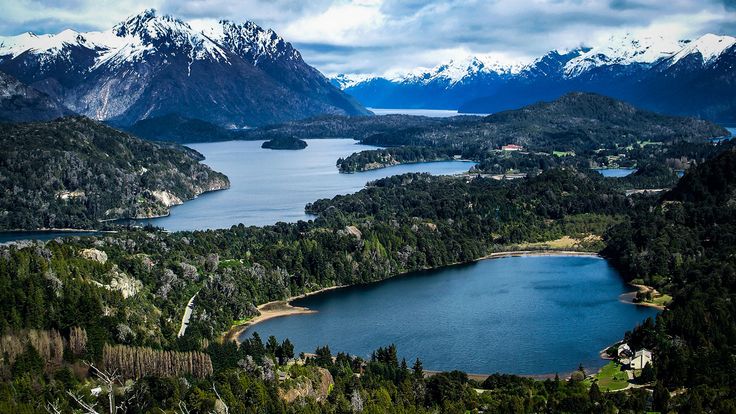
0, 9, 306, 69
0, 29, 99, 58
666, 34, 736, 67
564, 33, 686, 76
209, 20, 301, 65
392, 54, 527, 85
332, 73, 377, 89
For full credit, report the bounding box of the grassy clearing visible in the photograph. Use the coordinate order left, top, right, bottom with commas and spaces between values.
231, 316, 253, 328
649, 294, 672, 307
553, 150, 576, 157
594, 362, 630, 392
515, 235, 602, 251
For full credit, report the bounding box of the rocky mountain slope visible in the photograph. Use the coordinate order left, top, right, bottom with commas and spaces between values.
0, 116, 229, 230
336, 33, 736, 122
0, 70, 70, 122
0, 10, 369, 128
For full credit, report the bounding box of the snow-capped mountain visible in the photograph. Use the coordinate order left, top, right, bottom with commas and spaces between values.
332, 50, 583, 109
0, 9, 368, 127
391, 54, 527, 86
562, 33, 686, 77
663, 34, 736, 67
334, 33, 736, 122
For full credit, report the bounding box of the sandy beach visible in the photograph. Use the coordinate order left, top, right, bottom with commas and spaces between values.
224, 285, 346, 342
480, 250, 600, 260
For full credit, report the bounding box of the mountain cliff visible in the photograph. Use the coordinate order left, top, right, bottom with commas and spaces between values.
0, 70, 70, 122
0, 10, 369, 128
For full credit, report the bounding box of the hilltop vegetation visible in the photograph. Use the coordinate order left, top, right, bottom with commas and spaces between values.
0, 117, 229, 230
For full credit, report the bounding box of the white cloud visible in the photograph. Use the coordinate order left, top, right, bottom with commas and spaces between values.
281, 0, 386, 45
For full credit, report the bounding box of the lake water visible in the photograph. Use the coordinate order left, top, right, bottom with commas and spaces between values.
368, 108, 487, 117
245, 255, 658, 375
596, 168, 636, 177
136, 139, 476, 231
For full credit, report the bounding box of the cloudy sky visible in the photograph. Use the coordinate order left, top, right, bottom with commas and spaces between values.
2, 0, 734, 76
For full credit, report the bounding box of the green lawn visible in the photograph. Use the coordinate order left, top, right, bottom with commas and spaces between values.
595, 362, 630, 392
553, 151, 576, 157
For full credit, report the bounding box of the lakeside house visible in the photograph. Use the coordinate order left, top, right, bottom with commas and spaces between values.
502, 144, 524, 151
631, 349, 652, 370
617, 343, 633, 358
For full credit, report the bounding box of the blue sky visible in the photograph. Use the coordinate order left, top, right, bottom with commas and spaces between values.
2, 0, 734, 75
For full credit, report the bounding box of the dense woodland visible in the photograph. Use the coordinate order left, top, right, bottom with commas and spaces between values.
0, 117, 230, 230
1, 140, 736, 411
262, 137, 309, 150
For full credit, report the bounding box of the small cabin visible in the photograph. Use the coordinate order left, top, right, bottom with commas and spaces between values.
501, 144, 523, 151
617, 343, 633, 358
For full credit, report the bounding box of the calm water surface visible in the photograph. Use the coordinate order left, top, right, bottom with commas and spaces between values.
137, 139, 475, 231
245, 255, 658, 375
369, 108, 468, 117
597, 168, 636, 177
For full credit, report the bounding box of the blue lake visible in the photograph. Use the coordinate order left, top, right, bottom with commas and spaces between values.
368, 108, 485, 117
245, 255, 658, 375
596, 168, 636, 177
136, 139, 475, 231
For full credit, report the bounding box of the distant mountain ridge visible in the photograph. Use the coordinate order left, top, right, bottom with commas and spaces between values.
0, 9, 369, 128
334, 33, 736, 122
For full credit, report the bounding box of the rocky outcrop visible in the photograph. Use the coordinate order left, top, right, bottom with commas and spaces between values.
280, 367, 334, 403
80, 248, 108, 264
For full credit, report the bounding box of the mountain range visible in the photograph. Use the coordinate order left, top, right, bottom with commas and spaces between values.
334, 33, 736, 122
0, 9, 369, 128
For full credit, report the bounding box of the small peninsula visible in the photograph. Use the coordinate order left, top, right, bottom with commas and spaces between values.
261, 136, 308, 150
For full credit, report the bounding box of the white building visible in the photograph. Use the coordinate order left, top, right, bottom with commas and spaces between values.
631, 349, 652, 370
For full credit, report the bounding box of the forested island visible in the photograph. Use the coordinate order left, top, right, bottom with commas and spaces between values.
262, 136, 308, 150
2, 138, 736, 411
0, 117, 230, 230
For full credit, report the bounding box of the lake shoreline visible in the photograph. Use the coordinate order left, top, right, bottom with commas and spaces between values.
226, 250, 601, 341
224, 249, 648, 378
224, 285, 346, 342
618, 283, 667, 310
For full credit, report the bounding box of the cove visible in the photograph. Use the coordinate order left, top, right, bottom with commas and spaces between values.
244, 255, 658, 375
135, 139, 475, 231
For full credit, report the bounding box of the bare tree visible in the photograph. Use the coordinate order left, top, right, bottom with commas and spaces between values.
66, 390, 100, 414
212, 383, 229, 414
